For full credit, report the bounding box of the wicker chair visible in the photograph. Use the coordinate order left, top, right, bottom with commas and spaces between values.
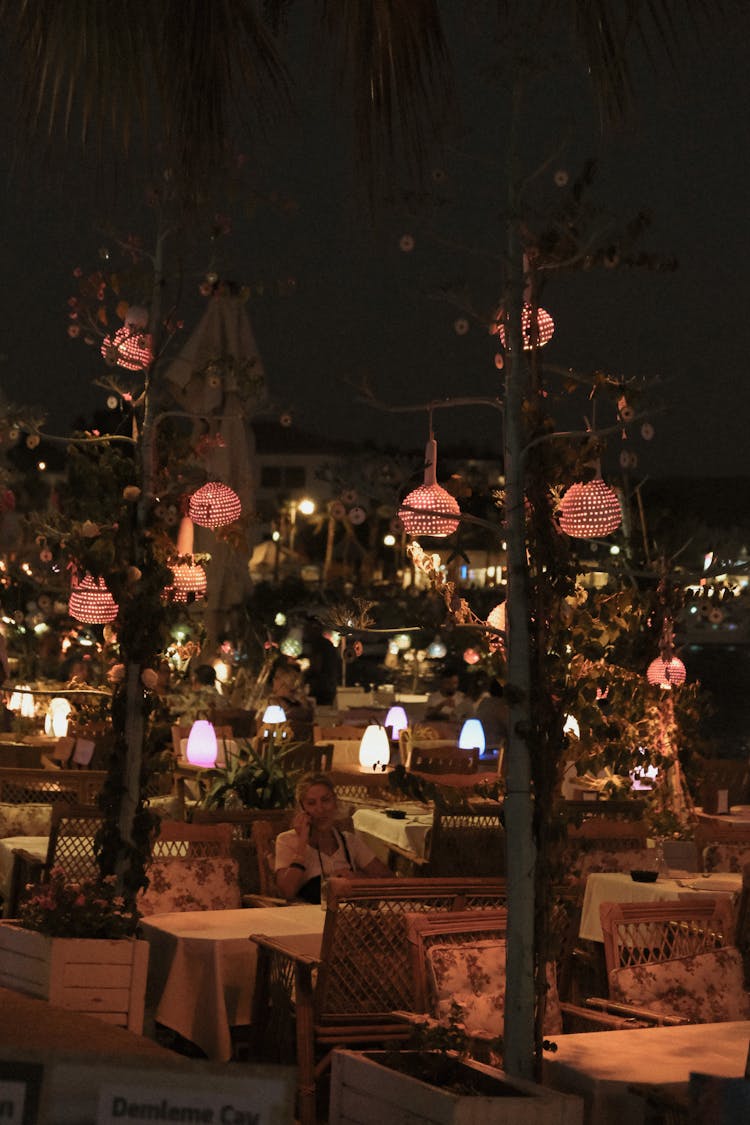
249, 876, 509, 1125
421, 801, 505, 877
192, 807, 295, 898
591, 899, 750, 1027
278, 742, 333, 773
9, 801, 105, 915
407, 744, 479, 775
139, 820, 242, 915
326, 768, 398, 807
695, 820, 750, 873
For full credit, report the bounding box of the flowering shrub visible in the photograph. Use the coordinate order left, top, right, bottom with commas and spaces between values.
17, 867, 140, 939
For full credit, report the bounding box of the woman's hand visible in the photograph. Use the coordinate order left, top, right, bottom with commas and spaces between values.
292, 809, 311, 847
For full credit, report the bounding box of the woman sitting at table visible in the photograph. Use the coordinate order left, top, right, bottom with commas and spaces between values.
275, 772, 390, 903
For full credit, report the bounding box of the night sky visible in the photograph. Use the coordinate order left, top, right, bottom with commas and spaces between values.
1, 11, 749, 479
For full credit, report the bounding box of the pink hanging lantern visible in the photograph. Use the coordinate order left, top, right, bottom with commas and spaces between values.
559, 478, 622, 538
68, 574, 119, 624
492, 303, 555, 350
188, 482, 242, 529
647, 656, 686, 689
398, 437, 460, 538
100, 326, 154, 371
165, 562, 207, 603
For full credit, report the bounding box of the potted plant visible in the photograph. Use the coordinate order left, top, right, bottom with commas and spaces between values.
200, 740, 300, 810
0, 867, 149, 1033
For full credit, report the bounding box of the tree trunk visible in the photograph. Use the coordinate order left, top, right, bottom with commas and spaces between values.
501, 85, 537, 1081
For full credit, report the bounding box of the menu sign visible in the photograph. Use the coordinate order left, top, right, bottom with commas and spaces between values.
0, 1062, 44, 1125
96, 1072, 293, 1125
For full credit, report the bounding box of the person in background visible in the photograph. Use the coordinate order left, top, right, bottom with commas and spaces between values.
258, 657, 315, 741
177, 663, 230, 723
425, 668, 473, 723
475, 677, 509, 754
275, 772, 390, 903
303, 618, 338, 706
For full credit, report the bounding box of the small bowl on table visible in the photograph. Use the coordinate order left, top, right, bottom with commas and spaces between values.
630, 869, 658, 883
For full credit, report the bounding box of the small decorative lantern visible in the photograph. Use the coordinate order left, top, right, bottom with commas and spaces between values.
186, 720, 218, 768
166, 562, 207, 603
398, 436, 460, 538
68, 574, 119, 624
45, 697, 72, 737
559, 477, 622, 538
492, 303, 555, 350
189, 482, 242, 529
9, 685, 35, 718
459, 718, 486, 754
359, 724, 390, 770
261, 704, 287, 726
646, 656, 686, 689
101, 311, 154, 371
426, 636, 447, 660
384, 705, 408, 741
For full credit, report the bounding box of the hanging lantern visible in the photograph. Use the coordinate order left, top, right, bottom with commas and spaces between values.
359, 724, 390, 770
384, 705, 408, 741
189, 482, 242, 529
101, 325, 154, 371
459, 718, 486, 754
398, 437, 460, 538
647, 656, 686, 689
9, 685, 35, 718
45, 697, 72, 737
69, 574, 119, 624
486, 603, 507, 651
492, 303, 555, 350
559, 478, 622, 538
186, 720, 218, 768
165, 562, 207, 603
463, 648, 481, 665
426, 635, 447, 660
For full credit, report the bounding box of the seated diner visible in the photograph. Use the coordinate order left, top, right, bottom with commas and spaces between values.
275, 772, 390, 903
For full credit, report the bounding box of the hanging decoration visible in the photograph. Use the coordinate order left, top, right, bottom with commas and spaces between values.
492, 303, 555, 350
646, 656, 687, 689
165, 562, 208, 603
398, 433, 460, 538
559, 477, 622, 538
101, 307, 153, 371
486, 603, 507, 651
68, 574, 119, 624
188, 482, 242, 529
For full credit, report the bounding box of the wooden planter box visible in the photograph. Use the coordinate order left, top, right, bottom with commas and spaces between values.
330, 1049, 583, 1125
0, 924, 149, 1033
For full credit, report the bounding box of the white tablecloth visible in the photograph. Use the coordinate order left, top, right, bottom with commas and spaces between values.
543, 1020, 750, 1125
579, 871, 742, 942
140, 904, 325, 1061
696, 804, 750, 826
352, 806, 434, 859
0, 836, 48, 913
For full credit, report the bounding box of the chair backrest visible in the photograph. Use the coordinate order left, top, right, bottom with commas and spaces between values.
425, 802, 505, 877
407, 745, 478, 775
46, 801, 105, 883
0, 768, 80, 806
279, 742, 333, 774
566, 817, 649, 849
315, 876, 508, 1022
600, 899, 730, 977
327, 768, 395, 806
315, 725, 365, 742
251, 817, 296, 898
153, 819, 234, 857
192, 806, 295, 894
406, 908, 509, 1019
138, 854, 242, 914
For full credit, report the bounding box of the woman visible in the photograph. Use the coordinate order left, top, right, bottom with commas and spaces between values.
275, 773, 390, 903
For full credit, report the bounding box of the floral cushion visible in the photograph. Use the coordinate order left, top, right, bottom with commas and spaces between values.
0, 802, 52, 838
702, 844, 750, 874
426, 939, 562, 1038
609, 946, 750, 1023
138, 856, 242, 915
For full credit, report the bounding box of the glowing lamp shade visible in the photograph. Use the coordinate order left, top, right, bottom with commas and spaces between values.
45, 697, 72, 737
69, 574, 119, 624
359, 724, 390, 770
384, 705, 408, 741
189, 482, 242, 529
493, 303, 555, 350
101, 325, 154, 371
262, 704, 287, 725
166, 562, 207, 603
559, 479, 622, 538
427, 636, 447, 660
647, 657, 686, 689
9, 685, 35, 718
186, 720, 218, 768
463, 648, 481, 665
563, 714, 580, 739
398, 437, 460, 538
459, 718, 486, 753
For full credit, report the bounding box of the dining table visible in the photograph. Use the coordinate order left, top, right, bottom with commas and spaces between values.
579, 870, 743, 943
352, 804, 434, 862
140, 903, 325, 1062
543, 1020, 750, 1125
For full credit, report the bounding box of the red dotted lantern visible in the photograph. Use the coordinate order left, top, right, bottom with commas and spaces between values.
559, 479, 622, 538
68, 574, 119, 624
492, 303, 555, 350
398, 438, 460, 538
101, 326, 154, 371
647, 656, 686, 689
165, 562, 207, 603
188, 482, 242, 529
